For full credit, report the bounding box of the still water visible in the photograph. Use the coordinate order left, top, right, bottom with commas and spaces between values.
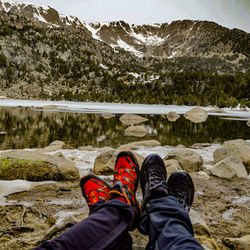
0, 107, 249, 150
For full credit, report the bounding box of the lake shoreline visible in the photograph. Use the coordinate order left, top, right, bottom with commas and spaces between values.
0, 99, 249, 118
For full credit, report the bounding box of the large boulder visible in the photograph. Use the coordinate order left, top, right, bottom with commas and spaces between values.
0, 150, 79, 181
213, 139, 250, 172
164, 159, 183, 176
223, 235, 250, 250
119, 114, 148, 125
210, 157, 248, 179
93, 149, 116, 175
93, 149, 144, 175
164, 148, 203, 172
184, 107, 208, 123
166, 112, 180, 122
125, 125, 148, 137
189, 209, 219, 250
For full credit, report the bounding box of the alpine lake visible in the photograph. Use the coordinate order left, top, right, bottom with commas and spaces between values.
0, 106, 249, 150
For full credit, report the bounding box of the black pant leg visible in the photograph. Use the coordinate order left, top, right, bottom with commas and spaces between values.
140, 196, 204, 250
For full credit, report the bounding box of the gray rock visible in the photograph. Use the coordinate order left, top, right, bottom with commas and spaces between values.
93, 149, 144, 175
184, 107, 208, 123
164, 159, 183, 176
164, 148, 203, 172
101, 112, 115, 119
49, 140, 65, 146
213, 139, 250, 172
223, 235, 250, 250
125, 125, 148, 137
0, 150, 79, 181
93, 149, 116, 175
210, 157, 248, 179
166, 112, 180, 122
120, 114, 148, 125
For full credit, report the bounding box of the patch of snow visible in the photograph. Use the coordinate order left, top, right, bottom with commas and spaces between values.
232, 196, 250, 208
222, 208, 240, 220
82, 22, 102, 41
33, 12, 48, 23
130, 28, 165, 46
145, 125, 157, 135
0, 180, 55, 205
168, 51, 177, 59
115, 39, 143, 57
97, 135, 106, 142
2, 0, 49, 11
54, 210, 81, 225
128, 72, 140, 78
47, 199, 74, 205
99, 63, 109, 70
189, 144, 221, 163
196, 190, 205, 196
149, 23, 161, 27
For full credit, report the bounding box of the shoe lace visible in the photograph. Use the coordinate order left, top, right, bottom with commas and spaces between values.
148, 170, 166, 191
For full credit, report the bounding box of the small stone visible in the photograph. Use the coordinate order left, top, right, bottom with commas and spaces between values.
125, 126, 148, 137
120, 114, 148, 125
101, 112, 115, 119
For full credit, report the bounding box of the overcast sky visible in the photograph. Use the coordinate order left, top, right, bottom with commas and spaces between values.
11, 0, 250, 32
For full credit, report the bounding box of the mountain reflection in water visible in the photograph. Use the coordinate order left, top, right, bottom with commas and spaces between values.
0, 107, 249, 150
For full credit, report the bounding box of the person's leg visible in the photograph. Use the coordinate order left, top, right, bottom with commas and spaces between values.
35, 151, 141, 250
36, 199, 133, 250
139, 154, 204, 250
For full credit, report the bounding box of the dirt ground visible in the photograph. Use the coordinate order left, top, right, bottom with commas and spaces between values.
0, 174, 249, 249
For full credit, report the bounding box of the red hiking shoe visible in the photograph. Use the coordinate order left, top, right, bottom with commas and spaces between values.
80, 174, 111, 208
113, 151, 139, 192
108, 151, 141, 230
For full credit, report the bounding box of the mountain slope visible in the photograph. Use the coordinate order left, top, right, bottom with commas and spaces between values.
1, 0, 249, 62
0, 0, 249, 107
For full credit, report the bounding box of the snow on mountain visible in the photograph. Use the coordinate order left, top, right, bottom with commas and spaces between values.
1, 0, 248, 61
1, 0, 49, 11
114, 39, 143, 58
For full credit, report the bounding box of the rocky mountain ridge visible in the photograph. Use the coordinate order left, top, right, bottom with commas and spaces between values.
0, 0, 249, 106
1, 0, 249, 61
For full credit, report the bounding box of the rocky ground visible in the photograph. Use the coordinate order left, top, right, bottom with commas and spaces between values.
0, 139, 249, 249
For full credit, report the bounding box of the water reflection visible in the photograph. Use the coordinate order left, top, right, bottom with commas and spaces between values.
0, 107, 249, 150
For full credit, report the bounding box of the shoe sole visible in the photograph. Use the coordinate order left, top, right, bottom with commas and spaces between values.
114, 151, 140, 191
140, 154, 166, 196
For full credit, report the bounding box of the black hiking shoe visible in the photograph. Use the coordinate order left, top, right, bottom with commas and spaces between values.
167, 172, 194, 212
140, 154, 168, 211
